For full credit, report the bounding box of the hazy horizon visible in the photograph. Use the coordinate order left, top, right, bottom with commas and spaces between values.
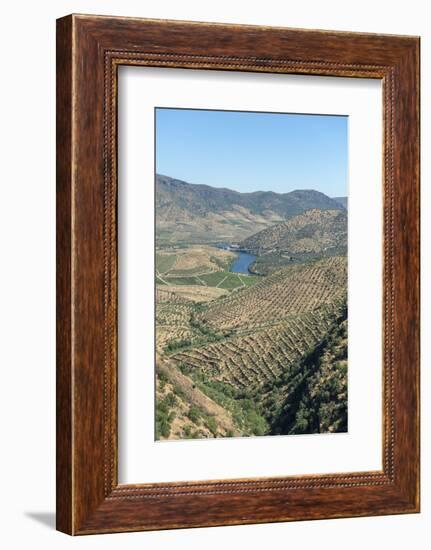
156, 173, 347, 199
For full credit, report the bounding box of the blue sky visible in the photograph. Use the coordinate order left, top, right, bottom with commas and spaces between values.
155, 108, 348, 198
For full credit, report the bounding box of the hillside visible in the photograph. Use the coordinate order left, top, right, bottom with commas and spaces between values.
240, 209, 347, 274
156, 254, 347, 439
165, 257, 346, 385
333, 196, 348, 209
198, 256, 347, 333
156, 256, 347, 438
156, 356, 240, 439
263, 311, 348, 435
156, 174, 345, 244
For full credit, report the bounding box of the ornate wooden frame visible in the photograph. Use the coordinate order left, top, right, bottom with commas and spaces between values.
56, 14, 420, 535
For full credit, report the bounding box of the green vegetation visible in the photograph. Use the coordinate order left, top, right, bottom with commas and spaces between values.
178, 363, 269, 437
240, 275, 259, 287
217, 273, 245, 290
200, 270, 258, 289
155, 391, 178, 439
205, 415, 218, 437
155, 275, 167, 285
187, 404, 203, 424
184, 403, 225, 437
261, 307, 347, 435
174, 305, 347, 437
165, 338, 193, 352
162, 276, 201, 286
157, 266, 258, 290
156, 253, 176, 274
198, 271, 227, 286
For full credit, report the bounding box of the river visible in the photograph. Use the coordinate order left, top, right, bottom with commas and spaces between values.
230, 251, 257, 274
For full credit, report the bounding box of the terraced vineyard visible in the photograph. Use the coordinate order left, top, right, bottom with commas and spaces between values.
156, 301, 196, 351
199, 257, 346, 332
156, 249, 348, 438
172, 301, 344, 388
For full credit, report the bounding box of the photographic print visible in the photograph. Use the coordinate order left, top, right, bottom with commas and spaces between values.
56, 16, 420, 533
155, 107, 348, 441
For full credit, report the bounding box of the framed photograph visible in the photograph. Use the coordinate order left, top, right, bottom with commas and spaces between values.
56, 14, 420, 535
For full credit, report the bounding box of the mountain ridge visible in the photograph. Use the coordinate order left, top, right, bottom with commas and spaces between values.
332, 196, 347, 209
156, 174, 345, 244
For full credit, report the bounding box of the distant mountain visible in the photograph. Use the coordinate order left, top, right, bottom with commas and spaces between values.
240, 209, 347, 273
332, 196, 348, 209
156, 174, 345, 244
